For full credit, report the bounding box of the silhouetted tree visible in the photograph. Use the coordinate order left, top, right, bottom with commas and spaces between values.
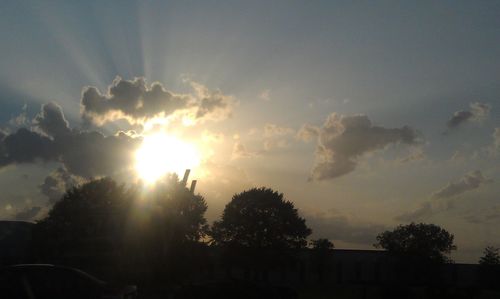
310, 238, 334, 283
374, 222, 456, 264
210, 187, 311, 249
479, 246, 500, 266
34, 176, 208, 283
310, 238, 334, 250
210, 187, 311, 280
478, 246, 500, 289
375, 223, 456, 287
34, 178, 134, 259
143, 175, 209, 281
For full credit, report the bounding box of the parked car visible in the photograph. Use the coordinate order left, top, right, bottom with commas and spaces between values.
0, 264, 137, 299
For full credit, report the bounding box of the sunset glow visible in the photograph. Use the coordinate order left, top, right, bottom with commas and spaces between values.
135, 133, 200, 183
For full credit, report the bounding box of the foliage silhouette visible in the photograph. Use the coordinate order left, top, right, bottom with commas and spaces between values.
374, 222, 456, 287
310, 238, 334, 250
34, 178, 134, 258
478, 246, 500, 289
33, 175, 208, 283
374, 222, 456, 264
479, 246, 500, 266
210, 187, 311, 249
209, 187, 311, 281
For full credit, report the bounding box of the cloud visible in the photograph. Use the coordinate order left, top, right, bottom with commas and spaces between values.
190, 81, 234, 121
263, 123, 294, 138
432, 170, 492, 198
395, 201, 437, 222
231, 141, 258, 159
0, 103, 142, 178
201, 130, 225, 144
81, 77, 234, 126
263, 139, 289, 151
446, 102, 491, 130
39, 167, 83, 203
396, 170, 492, 221
296, 124, 320, 142
0, 128, 57, 166
34, 102, 71, 137
8, 104, 28, 127
306, 113, 420, 180
306, 209, 387, 245
398, 147, 425, 163
81, 77, 190, 125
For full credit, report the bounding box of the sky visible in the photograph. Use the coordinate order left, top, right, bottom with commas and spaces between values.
0, 0, 499, 263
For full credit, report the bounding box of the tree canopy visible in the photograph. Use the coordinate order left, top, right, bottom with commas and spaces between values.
210, 187, 311, 250
34, 176, 208, 259
479, 246, 500, 266
310, 238, 334, 251
374, 222, 456, 264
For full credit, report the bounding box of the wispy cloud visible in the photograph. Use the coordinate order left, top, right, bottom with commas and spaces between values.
432, 170, 492, 199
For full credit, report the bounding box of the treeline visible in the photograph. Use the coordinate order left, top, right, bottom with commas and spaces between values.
30, 175, 499, 286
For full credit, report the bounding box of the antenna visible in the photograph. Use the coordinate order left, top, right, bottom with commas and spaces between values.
181, 169, 190, 186
190, 180, 197, 193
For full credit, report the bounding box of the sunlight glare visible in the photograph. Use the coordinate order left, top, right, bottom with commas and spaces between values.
135, 133, 200, 184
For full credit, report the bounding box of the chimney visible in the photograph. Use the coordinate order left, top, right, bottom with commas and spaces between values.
181, 169, 190, 186
190, 180, 197, 193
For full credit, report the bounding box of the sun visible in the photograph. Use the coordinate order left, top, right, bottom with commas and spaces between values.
135, 133, 200, 184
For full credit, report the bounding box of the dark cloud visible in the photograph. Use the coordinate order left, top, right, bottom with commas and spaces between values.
446, 102, 491, 129
34, 102, 71, 137
306, 209, 386, 245
306, 113, 420, 180
55, 130, 140, 178
0, 103, 142, 178
0, 128, 57, 167
432, 170, 492, 198
191, 82, 233, 121
39, 167, 83, 203
81, 77, 233, 125
81, 77, 190, 125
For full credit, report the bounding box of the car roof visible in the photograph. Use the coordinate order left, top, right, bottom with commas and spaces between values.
2, 264, 106, 285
